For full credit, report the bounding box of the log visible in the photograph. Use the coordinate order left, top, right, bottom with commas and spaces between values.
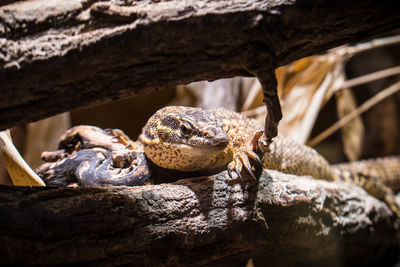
1, 171, 399, 266
0, 0, 400, 130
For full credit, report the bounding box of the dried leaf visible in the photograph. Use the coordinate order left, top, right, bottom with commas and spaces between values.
335, 87, 364, 161
277, 56, 340, 143
241, 78, 263, 111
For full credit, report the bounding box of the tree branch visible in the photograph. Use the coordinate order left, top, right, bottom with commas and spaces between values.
0, 170, 399, 266
0, 0, 399, 129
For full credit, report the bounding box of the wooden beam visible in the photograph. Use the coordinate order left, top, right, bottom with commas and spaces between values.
1, 170, 398, 265
0, 0, 399, 130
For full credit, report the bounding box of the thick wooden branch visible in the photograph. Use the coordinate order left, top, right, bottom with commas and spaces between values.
1, 170, 399, 266
0, 0, 399, 129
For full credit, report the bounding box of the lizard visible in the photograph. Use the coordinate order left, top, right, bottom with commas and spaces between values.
138, 106, 400, 217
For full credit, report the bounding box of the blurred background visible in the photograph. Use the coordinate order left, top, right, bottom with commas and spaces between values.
1, 35, 400, 185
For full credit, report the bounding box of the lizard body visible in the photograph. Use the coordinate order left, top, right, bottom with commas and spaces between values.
139, 106, 400, 217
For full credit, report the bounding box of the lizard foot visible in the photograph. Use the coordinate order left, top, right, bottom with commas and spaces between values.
227, 148, 262, 180
105, 128, 137, 150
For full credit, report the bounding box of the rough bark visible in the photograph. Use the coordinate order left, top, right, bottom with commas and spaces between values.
1, 170, 399, 266
0, 0, 399, 130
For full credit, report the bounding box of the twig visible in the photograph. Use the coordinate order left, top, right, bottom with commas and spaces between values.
307, 81, 400, 147
243, 65, 400, 137
338, 66, 400, 90
335, 35, 400, 59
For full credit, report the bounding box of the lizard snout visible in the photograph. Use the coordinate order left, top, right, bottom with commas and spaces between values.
211, 132, 230, 147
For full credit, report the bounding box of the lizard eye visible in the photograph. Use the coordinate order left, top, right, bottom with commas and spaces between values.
180, 122, 193, 136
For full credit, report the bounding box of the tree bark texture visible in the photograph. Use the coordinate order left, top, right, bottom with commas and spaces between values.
0, 0, 399, 130
1, 170, 399, 266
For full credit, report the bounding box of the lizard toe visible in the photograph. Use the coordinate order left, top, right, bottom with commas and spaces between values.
236, 151, 256, 180
228, 159, 243, 180
234, 157, 243, 180
244, 149, 263, 167
227, 149, 260, 180
227, 167, 233, 179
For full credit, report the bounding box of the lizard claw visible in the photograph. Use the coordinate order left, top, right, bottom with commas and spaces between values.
227, 166, 243, 180
228, 157, 243, 180
227, 168, 233, 179
247, 149, 263, 167
227, 148, 262, 180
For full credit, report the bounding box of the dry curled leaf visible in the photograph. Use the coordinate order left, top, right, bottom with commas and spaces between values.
335, 85, 364, 161
275, 55, 340, 143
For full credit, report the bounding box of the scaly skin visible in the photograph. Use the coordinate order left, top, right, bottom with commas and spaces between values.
139, 106, 400, 217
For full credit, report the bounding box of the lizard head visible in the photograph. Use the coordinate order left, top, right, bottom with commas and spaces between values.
139, 106, 230, 171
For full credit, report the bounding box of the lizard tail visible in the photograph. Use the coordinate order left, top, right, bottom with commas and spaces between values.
333, 156, 400, 190
332, 157, 400, 218
384, 191, 400, 218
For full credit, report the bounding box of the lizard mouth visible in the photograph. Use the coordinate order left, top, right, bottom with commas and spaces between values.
186, 136, 229, 148
212, 139, 230, 147
168, 142, 227, 152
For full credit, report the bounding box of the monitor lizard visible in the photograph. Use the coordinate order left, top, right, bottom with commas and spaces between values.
138, 106, 400, 217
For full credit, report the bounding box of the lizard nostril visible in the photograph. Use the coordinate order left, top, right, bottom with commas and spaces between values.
213, 133, 230, 146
